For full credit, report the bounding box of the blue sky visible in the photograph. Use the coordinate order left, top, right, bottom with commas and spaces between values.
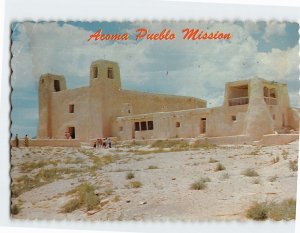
11, 21, 299, 138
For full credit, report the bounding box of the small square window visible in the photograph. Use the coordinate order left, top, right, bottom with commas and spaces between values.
93, 66, 98, 79
176, 122, 180, 127
135, 122, 140, 131
147, 121, 153, 130
232, 115, 236, 121
108, 67, 114, 79
69, 104, 74, 113
141, 121, 147, 131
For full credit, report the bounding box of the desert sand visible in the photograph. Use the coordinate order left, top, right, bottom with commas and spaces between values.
10, 140, 298, 221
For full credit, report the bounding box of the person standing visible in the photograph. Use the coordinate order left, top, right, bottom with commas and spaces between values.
24, 134, 29, 147
15, 134, 19, 148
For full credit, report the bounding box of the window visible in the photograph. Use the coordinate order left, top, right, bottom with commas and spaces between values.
135, 122, 140, 131
141, 121, 147, 131
93, 66, 98, 79
231, 115, 236, 121
147, 121, 153, 130
270, 88, 276, 98
68, 127, 75, 139
119, 126, 123, 132
54, 80, 60, 92
273, 114, 276, 120
176, 122, 180, 127
69, 104, 74, 113
108, 67, 113, 79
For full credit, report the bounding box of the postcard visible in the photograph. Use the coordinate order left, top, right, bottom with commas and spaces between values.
9, 20, 299, 222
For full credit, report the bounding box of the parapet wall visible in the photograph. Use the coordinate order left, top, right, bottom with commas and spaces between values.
10, 139, 81, 147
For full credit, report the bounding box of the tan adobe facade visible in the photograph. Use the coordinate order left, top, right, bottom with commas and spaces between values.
38, 60, 299, 143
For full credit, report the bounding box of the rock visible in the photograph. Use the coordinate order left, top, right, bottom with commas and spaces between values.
126, 200, 131, 203
100, 198, 109, 206
86, 209, 100, 216
139, 201, 147, 205
94, 190, 102, 196
172, 178, 176, 180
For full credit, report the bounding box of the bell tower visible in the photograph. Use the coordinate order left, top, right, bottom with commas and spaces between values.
89, 60, 121, 90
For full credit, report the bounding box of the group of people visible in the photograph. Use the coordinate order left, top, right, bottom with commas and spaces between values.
14, 134, 29, 148
94, 138, 112, 149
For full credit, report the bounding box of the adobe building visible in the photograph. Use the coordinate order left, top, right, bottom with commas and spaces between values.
38, 60, 299, 145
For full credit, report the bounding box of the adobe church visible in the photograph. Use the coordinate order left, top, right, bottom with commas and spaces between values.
38, 60, 299, 144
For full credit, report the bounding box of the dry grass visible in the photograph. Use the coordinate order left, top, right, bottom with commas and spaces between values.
190, 177, 211, 190
242, 168, 259, 177
126, 172, 135, 180
12, 167, 81, 198
147, 165, 159, 170
289, 159, 298, 172
246, 199, 296, 221
61, 182, 100, 213
19, 160, 60, 173
151, 140, 190, 151
11, 204, 21, 215
214, 163, 226, 172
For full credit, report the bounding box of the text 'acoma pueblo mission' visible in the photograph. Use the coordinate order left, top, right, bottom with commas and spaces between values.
38, 60, 299, 146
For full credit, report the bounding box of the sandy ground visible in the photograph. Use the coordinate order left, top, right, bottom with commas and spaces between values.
10, 140, 298, 221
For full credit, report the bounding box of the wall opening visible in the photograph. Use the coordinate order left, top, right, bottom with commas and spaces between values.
135, 122, 140, 131
147, 121, 153, 130
119, 126, 123, 132
231, 115, 236, 121
200, 118, 206, 134
54, 80, 61, 92
107, 67, 114, 79
176, 122, 181, 128
141, 121, 147, 131
228, 84, 249, 106
69, 104, 74, 113
68, 127, 76, 139
92, 66, 98, 79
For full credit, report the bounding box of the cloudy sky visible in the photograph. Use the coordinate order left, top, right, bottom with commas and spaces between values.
11, 21, 299, 137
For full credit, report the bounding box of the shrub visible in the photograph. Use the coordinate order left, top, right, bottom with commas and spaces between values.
190, 177, 211, 190
289, 160, 298, 172
126, 172, 135, 180
246, 202, 268, 220
190, 180, 207, 190
215, 163, 226, 172
148, 165, 158, 170
61, 182, 100, 213
242, 168, 259, 177
11, 204, 21, 215
61, 198, 81, 213
246, 199, 296, 221
268, 199, 296, 221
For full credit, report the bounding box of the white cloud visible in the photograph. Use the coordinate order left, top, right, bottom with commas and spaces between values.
263, 21, 286, 41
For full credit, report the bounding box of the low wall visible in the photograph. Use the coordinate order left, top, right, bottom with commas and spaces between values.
196, 135, 253, 145
10, 139, 81, 147
258, 134, 299, 146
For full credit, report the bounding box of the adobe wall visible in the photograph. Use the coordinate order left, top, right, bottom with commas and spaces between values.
10, 139, 81, 147
50, 87, 90, 141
